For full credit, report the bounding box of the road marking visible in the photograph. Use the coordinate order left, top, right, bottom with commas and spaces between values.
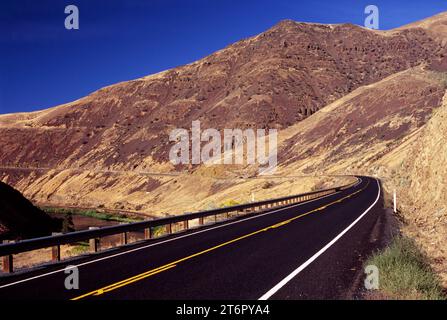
0, 182, 354, 290
73, 264, 177, 299
70, 179, 368, 300
258, 178, 380, 300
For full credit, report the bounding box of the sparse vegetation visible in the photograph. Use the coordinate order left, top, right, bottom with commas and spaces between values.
69, 241, 89, 256
61, 212, 75, 233
366, 236, 446, 300
219, 199, 240, 208
42, 207, 142, 223
311, 181, 325, 192
261, 181, 274, 189
151, 225, 165, 237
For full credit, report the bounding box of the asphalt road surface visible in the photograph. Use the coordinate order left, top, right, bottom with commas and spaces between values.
0, 176, 385, 300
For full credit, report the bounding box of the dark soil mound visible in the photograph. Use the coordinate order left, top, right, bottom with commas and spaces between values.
0, 182, 61, 241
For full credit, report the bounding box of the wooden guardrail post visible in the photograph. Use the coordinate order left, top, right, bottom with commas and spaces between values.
144, 228, 152, 240
199, 217, 204, 226
121, 232, 128, 245
89, 227, 100, 253
51, 233, 61, 262
2, 240, 13, 273
119, 223, 128, 245
183, 220, 189, 230
166, 224, 172, 234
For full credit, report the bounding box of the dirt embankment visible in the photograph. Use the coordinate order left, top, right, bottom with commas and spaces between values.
0, 181, 61, 240
382, 92, 447, 286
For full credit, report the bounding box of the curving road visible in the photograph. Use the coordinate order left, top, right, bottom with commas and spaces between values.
0, 176, 386, 300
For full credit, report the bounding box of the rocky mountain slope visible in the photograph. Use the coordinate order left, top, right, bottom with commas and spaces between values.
1, 12, 447, 282
0, 19, 444, 171
1, 15, 446, 210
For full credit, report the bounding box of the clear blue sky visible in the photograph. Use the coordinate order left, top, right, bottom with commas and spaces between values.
1, 0, 446, 114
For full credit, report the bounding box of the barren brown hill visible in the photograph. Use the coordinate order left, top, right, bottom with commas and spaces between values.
1, 16, 447, 209
1, 14, 447, 283
271, 63, 447, 285
276, 65, 447, 174
0, 19, 445, 171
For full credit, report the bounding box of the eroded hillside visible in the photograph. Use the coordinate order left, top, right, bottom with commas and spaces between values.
1, 13, 447, 283
0, 19, 445, 171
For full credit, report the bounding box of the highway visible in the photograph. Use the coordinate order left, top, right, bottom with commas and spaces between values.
0, 176, 384, 300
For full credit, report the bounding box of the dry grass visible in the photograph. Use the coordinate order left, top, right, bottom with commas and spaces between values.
366, 236, 446, 300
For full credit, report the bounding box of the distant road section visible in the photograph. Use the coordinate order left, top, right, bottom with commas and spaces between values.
0, 176, 384, 300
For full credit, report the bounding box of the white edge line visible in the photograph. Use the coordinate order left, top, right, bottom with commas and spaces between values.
0, 186, 349, 289
258, 178, 380, 300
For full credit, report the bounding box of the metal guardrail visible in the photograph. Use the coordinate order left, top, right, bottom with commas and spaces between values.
0, 177, 359, 274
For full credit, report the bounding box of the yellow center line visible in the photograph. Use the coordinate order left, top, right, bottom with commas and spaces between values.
71, 180, 370, 300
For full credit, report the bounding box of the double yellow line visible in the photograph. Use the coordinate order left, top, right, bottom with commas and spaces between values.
71, 180, 369, 300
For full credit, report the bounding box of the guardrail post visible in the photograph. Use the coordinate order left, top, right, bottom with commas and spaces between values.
89, 227, 100, 253
119, 223, 128, 245
121, 232, 128, 245
2, 240, 13, 273
183, 220, 189, 230
166, 224, 172, 234
51, 232, 61, 262
199, 217, 204, 225
144, 228, 152, 240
